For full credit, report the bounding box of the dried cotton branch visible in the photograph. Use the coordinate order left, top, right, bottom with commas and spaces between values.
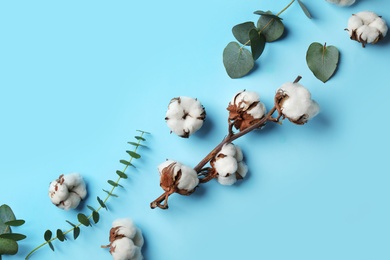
151, 76, 319, 209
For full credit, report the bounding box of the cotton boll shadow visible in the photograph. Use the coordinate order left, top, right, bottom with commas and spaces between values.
306, 112, 332, 130
193, 116, 214, 139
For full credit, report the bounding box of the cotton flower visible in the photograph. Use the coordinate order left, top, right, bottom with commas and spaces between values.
48, 173, 87, 210
346, 11, 388, 47
158, 160, 199, 195
227, 90, 266, 131
326, 0, 355, 6
104, 218, 144, 260
211, 143, 248, 185
165, 96, 206, 138
275, 82, 320, 125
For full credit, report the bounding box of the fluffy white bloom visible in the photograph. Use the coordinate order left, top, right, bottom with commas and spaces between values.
106, 218, 144, 260
48, 173, 87, 210
346, 11, 388, 47
275, 82, 319, 125
165, 96, 206, 138
211, 143, 248, 185
158, 160, 199, 195
228, 90, 266, 131
326, 0, 355, 6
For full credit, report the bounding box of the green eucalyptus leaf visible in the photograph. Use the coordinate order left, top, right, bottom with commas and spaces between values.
73, 227, 80, 240
126, 150, 141, 159
97, 197, 107, 210
232, 21, 256, 45
48, 241, 54, 251
0, 237, 18, 255
0, 233, 26, 241
107, 180, 119, 187
254, 10, 282, 20
4, 220, 25, 227
66, 220, 76, 228
116, 170, 128, 179
56, 229, 66, 242
257, 12, 284, 42
223, 41, 254, 79
103, 189, 119, 197
0, 205, 16, 234
297, 0, 312, 19
249, 29, 266, 60
119, 160, 134, 167
134, 136, 145, 141
44, 230, 52, 242
77, 213, 90, 227
127, 141, 146, 147
87, 205, 96, 212
306, 42, 339, 83
92, 211, 99, 224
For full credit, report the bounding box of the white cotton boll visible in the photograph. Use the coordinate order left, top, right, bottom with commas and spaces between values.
214, 157, 238, 177
371, 17, 388, 36
356, 25, 378, 43
62, 173, 83, 187
49, 182, 69, 204
220, 143, 236, 157
356, 11, 378, 24
234, 145, 243, 162
326, 0, 355, 6
71, 182, 87, 199
165, 96, 206, 138
236, 162, 248, 179
247, 102, 266, 119
112, 218, 137, 239
157, 160, 176, 174
132, 228, 144, 248
177, 165, 199, 191
277, 82, 319, 123
347, 15, 363, 36
111, 237, 137, 260
217, 174, 237, 186
232, 91, 260, 110
130, 246, 143, 260
59, 192, 82, 210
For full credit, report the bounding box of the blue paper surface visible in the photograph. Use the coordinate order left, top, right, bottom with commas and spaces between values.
1, 0, 390, 259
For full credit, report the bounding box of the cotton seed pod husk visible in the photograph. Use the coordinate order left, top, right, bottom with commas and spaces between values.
158, 160, 199, 195
227, 90, 266, 131
347, 11, 388, 47
165, 96, 206, 138
275, 82, 319, 125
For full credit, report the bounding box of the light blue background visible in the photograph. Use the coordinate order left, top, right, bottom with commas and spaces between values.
1, 0, 389, 259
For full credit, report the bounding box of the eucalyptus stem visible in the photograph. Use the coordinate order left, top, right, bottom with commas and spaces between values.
25, 130, 147, 260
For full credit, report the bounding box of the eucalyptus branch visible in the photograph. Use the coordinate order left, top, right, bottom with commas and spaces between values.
25, 130, 149, 260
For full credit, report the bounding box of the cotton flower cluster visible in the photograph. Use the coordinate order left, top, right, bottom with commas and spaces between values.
275, 82, 319, 125
346, 11, 388, 47
105, 218, 144, 260
211, 143, 248, 185
227, 90, 266, 131
165, 96, 206, 138
48, 173, 87, 210
158, 160, 199, 195
326, 0, 355, 6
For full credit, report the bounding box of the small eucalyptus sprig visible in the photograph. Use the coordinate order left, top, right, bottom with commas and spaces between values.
25, 130, 149, 260
223, 0, 311, 78
0, 204, 26, 258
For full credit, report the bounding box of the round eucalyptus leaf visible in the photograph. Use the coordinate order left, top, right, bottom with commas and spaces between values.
232, 21, 257, 45
0, 205, 16, 234
306, 42, 339, 83
223, 41, 254, 79
0, 237, 18, 255
249, 29, 266, 61
257, 13, 284, 42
